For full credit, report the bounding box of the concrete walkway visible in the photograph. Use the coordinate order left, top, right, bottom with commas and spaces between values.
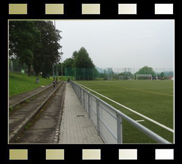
59, 83, 104, 144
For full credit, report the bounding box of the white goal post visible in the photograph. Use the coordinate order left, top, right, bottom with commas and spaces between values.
136, 74, 152, 80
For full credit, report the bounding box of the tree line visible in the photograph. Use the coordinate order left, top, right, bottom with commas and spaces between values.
94, 66, 171, 80
9, 21, 62, 77
61, 47, 99, 80
116, 66, 171, 80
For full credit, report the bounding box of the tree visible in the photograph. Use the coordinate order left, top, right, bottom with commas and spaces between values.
135, 66, 156, 77
9, 21, 62, 77
62, 58, 74, 76
73, 47, 95, 80
33, 21, 62, 77
63, 58, 74, 68
73, 47, 94, 68
9, 21, 41, 76
118, 72, 133, 80
62, 47, 96, 80
160, 72, 164, 77
9, 57, 26, 72
72, 51, 78, 60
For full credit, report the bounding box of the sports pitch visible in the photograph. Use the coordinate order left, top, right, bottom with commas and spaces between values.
76, 80, 174, 143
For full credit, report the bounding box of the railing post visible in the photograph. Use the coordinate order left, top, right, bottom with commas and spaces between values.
81, 88, 83, 106
79, 86, 81, 100
96, 99, 100, 135
83, 89, 85, 109
77, 85, 79, 98
75, 84, 77, 94
88, 92, 90, 118
117, 113, 123, 143
82, 89, 83, 106
80, 87, 82, 104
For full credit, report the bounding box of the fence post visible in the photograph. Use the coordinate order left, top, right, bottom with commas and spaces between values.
88, 92, 90, 118
96, 99, 100, 135
117, 113, 123, 143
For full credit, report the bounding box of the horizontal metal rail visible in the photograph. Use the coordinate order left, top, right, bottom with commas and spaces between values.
70, 81, 171, 144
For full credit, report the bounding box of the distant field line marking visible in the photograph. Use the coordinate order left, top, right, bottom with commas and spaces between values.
136, 120, 145, 123
75, 82, 174, 133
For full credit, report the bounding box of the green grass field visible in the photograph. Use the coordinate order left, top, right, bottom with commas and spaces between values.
9, 72, 54, 97
76, 80, 174, 143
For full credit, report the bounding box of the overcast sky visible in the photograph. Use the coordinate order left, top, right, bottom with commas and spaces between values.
55, 20, 174, 69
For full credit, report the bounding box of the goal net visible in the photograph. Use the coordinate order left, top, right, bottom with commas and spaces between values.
136, 74, 152, 80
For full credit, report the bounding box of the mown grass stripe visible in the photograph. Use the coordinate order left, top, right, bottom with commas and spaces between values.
116, 86, 173, 97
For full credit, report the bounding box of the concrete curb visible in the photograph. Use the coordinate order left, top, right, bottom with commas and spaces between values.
9, 82, 63, 143
53, 82, 66, 143
9, 81, 61, 111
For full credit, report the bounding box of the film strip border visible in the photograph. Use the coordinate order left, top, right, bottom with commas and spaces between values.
8, 3, 174, 15
5, 1, 177, 163
8, 148, 175, 160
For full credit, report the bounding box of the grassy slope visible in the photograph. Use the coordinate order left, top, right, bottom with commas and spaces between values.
60, 76, 74, 81
77, 80, 174, 143
9, 72, 53, 97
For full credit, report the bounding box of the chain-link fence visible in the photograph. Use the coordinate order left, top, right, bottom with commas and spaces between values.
9, 60, 174, 81
64, 67, 100, 80
64, 67, 174, 80
9, 59, 28, 74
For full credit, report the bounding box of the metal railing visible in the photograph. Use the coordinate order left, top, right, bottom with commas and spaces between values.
70, 81, 171, 144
